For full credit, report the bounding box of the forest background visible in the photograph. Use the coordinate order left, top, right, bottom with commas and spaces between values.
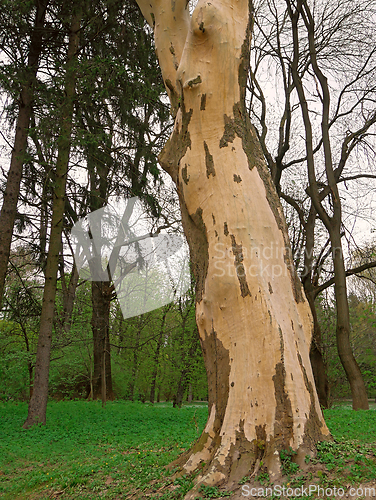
0, 0, 376, 411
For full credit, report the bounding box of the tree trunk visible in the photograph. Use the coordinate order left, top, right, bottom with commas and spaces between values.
20, 322, 34, 400
173, 368, 188, 408
91, 281, 115, 401
150, 311, 167, 404
0, 0, 48, 308
331, 229, 369, 410
308, 308, 330, 408
286, 0, 368, 411
129, 326, 142, 402
302, 206, 330, 408
23, 12, 81, 429
60, 261, 79, 333
136, 0, 330, 492
173, 315, 195, 408
187, 383, 193, 403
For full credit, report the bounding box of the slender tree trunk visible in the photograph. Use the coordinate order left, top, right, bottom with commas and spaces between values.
308, 301, 330, 408
129, 327, 141, 402
287, 0, 369, 411
0, 0, 48, 308
20, 323, 34, 400
173, 368, 188, 408
173, 310, 195, 408
91, 281, 115, 401
150, 312, 167, 403
331, 229, 369, 410
102, 331, 107, 407
136, 0, 330, 492
302, 206, 330, 408
85, 135, 115, 401
60, 261, 79, 333
187, 383, 193, 403
174, 344, 195, 408
23, 12, 81, 429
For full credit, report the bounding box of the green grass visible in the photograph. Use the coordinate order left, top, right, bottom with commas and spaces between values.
0, 400, 208, 499
0, 401, 375, 499
324, 404, 376, 443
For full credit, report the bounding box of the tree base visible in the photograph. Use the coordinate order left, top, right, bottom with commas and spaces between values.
166, 424, 332, 499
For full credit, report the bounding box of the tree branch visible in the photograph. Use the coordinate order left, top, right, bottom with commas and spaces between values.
314, 260, 376, 298
135, 0, 190, 110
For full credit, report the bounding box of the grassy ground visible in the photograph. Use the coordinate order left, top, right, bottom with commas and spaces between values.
0, 401, 375, 499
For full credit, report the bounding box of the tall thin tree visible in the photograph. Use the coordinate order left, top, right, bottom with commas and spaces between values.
0, 0, 49, 308
23, 9, 81, 428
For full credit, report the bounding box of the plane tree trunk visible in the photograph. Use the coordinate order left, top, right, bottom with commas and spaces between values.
136, 0, 330, 492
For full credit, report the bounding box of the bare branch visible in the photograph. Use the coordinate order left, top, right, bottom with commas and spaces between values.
314, 260, 376, 297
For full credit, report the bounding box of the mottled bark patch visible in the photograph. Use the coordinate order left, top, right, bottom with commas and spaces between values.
272, 363, 293, 451
230, 234, 251, 298
204, 141, 216, 178
224, 222, 229, 236
219, 114, 238, 148
233, 174, 242, 183
239, 7, 253, 102
163, 78, 180, 118
255, 424, 267, 461
183, 206, 209, 303
182, 164, 190, 184
188, 75, 202, 88
225, 420, 258, 486
219, 100, 304, 304
159, 105, 193, 180
202, 328, 230, 434
278, 326, 284, 363
268, 309, 272, 324
200, 93, 207, 110
169, 43, 178, 70
297, 352, 330, 447
284, 249, 304, 303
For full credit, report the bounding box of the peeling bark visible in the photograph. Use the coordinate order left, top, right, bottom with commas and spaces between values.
135, 0, 330, 493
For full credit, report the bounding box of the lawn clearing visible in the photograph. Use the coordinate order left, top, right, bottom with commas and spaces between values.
0, 401, 375, 499
0, 401, 207, 499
